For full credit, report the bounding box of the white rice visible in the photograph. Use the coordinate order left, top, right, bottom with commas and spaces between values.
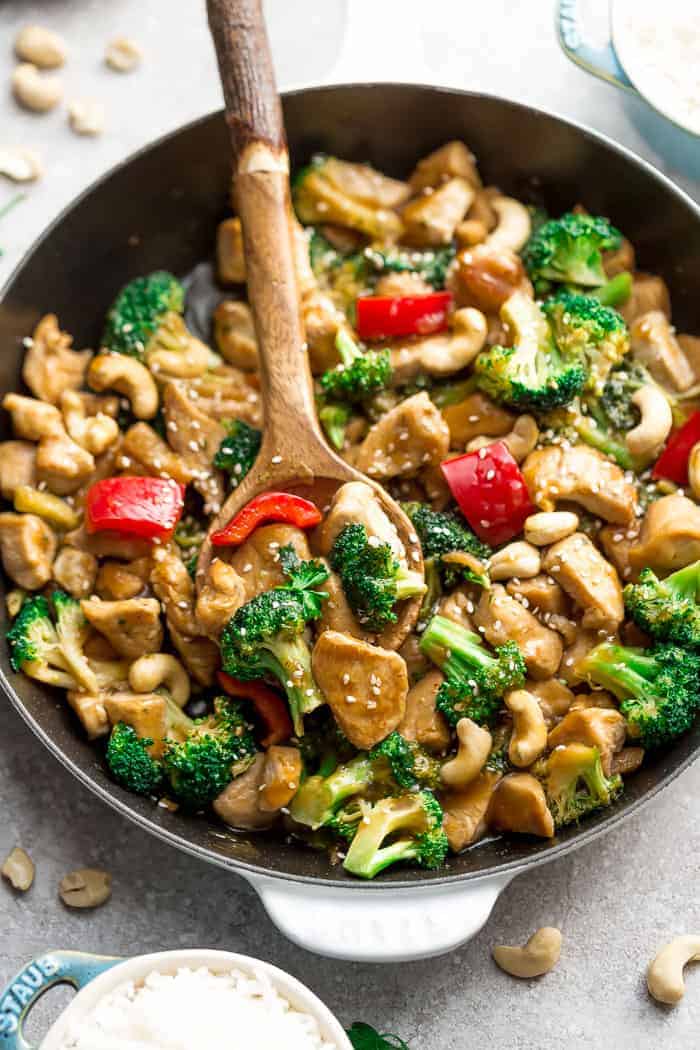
54, 966, 338, 1050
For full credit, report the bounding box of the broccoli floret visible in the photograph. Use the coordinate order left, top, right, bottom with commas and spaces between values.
214, 419, 261, 488
7, 592, 97, 691
325, 798, 367, 842
541, 291, 629, 394
578, 641, 700, 749
543, 742, 622, 828
106, 723, 165, 796
370, 731, 442, 790
320, 329, 392, 404
362, 245, 456, 290
318, 400, 351, 451
624, 561, 700, 648
51, 590, 99, 693
101, 271, 186, 358
330, 523, 426, 633
403, 502, 490, 588
522, 212, 622, 288
219, 559, 329, 736
474, 292, 586, 412
164, 696, 257, 808
420, 614, 526, 727
289, 754, 377, 829
346, 1023, 410, 1050
343, 791, 448, 879
591, 271, 632, 308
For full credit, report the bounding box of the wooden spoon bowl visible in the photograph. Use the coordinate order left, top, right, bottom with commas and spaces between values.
199, 0, 423, 649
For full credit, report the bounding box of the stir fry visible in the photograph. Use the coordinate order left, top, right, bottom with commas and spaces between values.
3, 139, 700, 879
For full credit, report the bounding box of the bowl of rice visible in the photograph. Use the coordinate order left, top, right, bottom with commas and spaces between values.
0, 949, 351, 1050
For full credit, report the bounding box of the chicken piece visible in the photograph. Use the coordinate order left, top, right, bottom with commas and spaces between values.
3, 393, 63, 440
409, 141, 482, 192
629, 494, 700, 575
526, 678, 574, 728
315, 564, 372, 641
437, 585, 476, 631
183, 367, 262, 428
398, 669, 451, 752
168, 622, 219, 688
356, 392, 449, 479
630, 310, 694, 392
195, 558, 247, 638
230, 524, 312, 602
22, 314, 91, 405
440, 390, 514, 447
66, 691, 109, 740
402, 178, 474, 247
63, 524, 151, 562
469, 189, 498, 232
506, 574, 569, 617
302, 289, 349, 374
150, 546, 218, 685
259, 746, 303, 812
0, 512, 56, 589
213, 300, 258, 371
317, 481, 405, 561
488, 773, 554, 837
375, 271, 433, 298
440, 770, 501, 852
677, 334, 700, 382
558, 628, 602, 686
213, 754, 277, 829
599, 523, 639, 582
522, 444, 637, 525
603, 238, 635, 277
398, 632, 431, 682
95, 557, 151, 601
322, 156, 411, 209
60, 390, 119, 456
611, 746, 645, 776
0, 441, 37, 500
52, 547, 98, 599
81, 598, 163, 659
542, 533, 624, 631
121, 423, 195, 486
311, 631, 408, 750
216, 217, 246, 284
419, 462, 451, 510
103, 693, 168, 758
162, 382, 226, 514
389, 308, 487, 383
619, 273, 670, 325
447, 244, 529, 313
569, 690, 618, 713
473, 584, 562, 681
36, 429, 95, 496
548, 708, 626, 776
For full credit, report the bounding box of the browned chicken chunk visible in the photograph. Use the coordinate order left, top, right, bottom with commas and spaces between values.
548, 707, 626, 776
22, 314, 91, 405
398, 669, 451, 752
0, 441, 37, 500
213, 300, 258, 371
488, 773, 554, 838
402, 177, 474, 247
53, 547, 99, 599
440, 770, 502, 852
162, 382, 226, 514
355, 392, 450, 479
213, 754, 277, 830
473, 584, 562, 680
81, 597, 163, 659
522, 444, 637, 524
630, 310, 694, 392
542, 533, 624, 631
629, 494, 700, 575
230, 524, 311, 603
195, 558, 247, 638
409, 141, 482, 192
0, 512, 56, 590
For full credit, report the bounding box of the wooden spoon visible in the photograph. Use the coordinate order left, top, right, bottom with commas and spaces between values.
200, 0, 423, 648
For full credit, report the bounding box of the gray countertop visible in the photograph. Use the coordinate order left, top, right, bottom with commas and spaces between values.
1, 2, 699, 1047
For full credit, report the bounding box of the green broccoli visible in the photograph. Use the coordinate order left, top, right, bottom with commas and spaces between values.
101, 271, 186, 358
219, 556, 329, 736
346, 1023, 410, 1050
361, 245, 456, 290
591, 271, 632, 308
522, 212, 622, 288
624, 561, 700, 648
329, 523, 426, 633
318, 400, 351, 451
213, 419, 261, 488
403, 502, 490, 589
105, 723, 165, 796
541, 291, 629, 394
474, 292, 587, 412
289, 754, 376, 829
370, 731, 442, 791
297, 710, 357, 778
163, 696, 257, 808
578, 641, 700, 749
8, 592, 97, 692
320, 329, 392, 404
420, 614, 526, 727
343, 791, 448, 878
543, 742, 622, 828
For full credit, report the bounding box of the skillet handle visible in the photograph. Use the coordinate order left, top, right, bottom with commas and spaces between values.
556, 0, 632, 90
248, 874, 512, 962
0, 951, 121, 1050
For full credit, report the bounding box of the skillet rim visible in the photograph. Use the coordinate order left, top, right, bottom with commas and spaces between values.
1, 81, 699, 890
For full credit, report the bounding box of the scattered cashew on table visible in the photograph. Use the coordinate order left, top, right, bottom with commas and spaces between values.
493, 927, 563, 978
647, 935, 700, 1005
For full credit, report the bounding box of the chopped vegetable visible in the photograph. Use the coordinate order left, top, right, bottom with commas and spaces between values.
441, 442, 534, 545
217, 671, 293, 746
356, 291, 452, 341
211, 492, 322, 547
652, 411, 700, 486
86, 476, 184, 540
214, 419, 261, 488
346, 1024, 410, 1050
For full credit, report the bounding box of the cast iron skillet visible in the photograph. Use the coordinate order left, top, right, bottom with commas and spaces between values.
1, 84, 699, 957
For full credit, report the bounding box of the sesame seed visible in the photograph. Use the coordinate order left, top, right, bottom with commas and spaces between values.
271, 455, 282, 464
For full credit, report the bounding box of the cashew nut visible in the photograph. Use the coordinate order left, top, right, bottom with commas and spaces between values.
647, 935, 700, 1004
88, 354, 158, 419
505, 689, 548, 768
128, 653, 190, 709
467, 414, 538, 464
146, 339, 217, 379
484, 197, 532, 253
420, 307, 488, 375
625, 385, 672, 459
456, 218, 488, 247
12, 63, 63, 112
524, 511, 579, 547
2, 846, 35, 891
15, 25, 67, 68
689, 444, 700, 502
440, 718, 492, 789
493, 927, 562, 978
61, 390, 119, 455
105, 37, 142, 73
489, 542, 541, 582
68, 99, 105, 137
0, 147, 42, 183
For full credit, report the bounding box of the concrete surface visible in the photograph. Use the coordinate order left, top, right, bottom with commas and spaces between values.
1, 1, 699, 1047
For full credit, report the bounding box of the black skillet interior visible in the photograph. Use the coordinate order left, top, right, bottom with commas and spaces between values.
1, 85, 699, 887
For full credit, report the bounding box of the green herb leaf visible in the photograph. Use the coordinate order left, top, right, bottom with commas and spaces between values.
346, 1022, 410, 1049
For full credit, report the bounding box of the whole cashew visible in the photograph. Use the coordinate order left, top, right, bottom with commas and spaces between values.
524, 511, 579, 547
12, 63, 63, 112
61, 391, 119, 455
105, 37, 142, 73
128, 653, 190, 709
647, 936, 700, 1005
0, 147, 42, 183
15, 25, 67, 68
68, 100, 105, 137
489, 541, 541, 581
493, 927, 562, 978
440, 717, 492, 789
420, 307, 488, 375
689, 444, 700, 502
88, 354, 158, 420
505, 689, 548, 768
625, 385, 673, 459
484, 197, 532, 253
467, 414, 538, 464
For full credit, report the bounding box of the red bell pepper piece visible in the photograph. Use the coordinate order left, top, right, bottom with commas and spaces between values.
217, 672, 293, 747
652, 411, 700, 486
211, 491, 322, 547
356, 291, 452, 341
441, 442, 535, 546
86, 476, 184, 540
